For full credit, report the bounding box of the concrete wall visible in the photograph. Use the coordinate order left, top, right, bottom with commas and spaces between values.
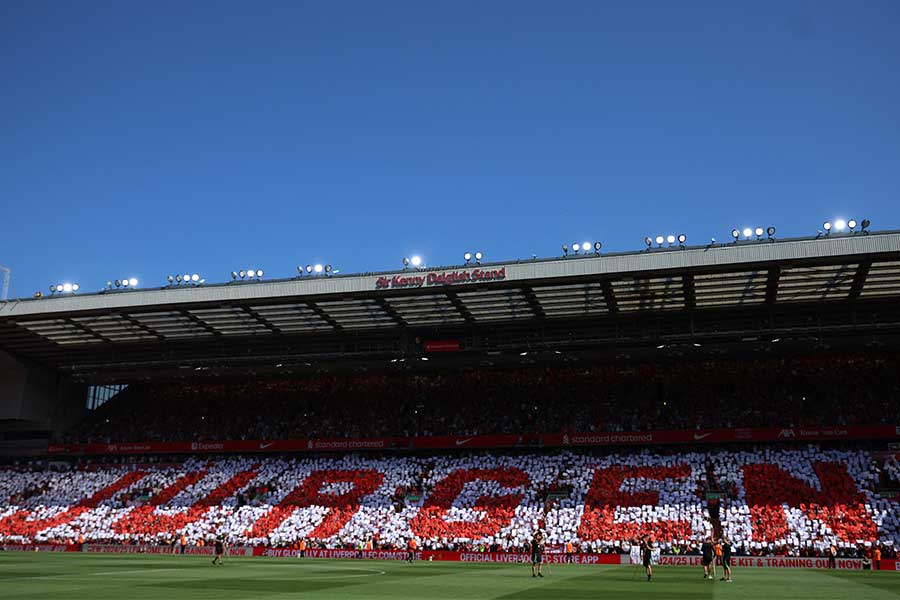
0, 351, 86, 434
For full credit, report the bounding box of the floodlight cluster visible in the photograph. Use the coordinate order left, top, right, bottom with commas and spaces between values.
232, 269, 264, 280
166, 273, 202, 285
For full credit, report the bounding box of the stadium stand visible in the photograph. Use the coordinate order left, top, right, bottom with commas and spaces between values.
3, 230, 900, 571
62, 355, 900, 443
1, 447, 898, 559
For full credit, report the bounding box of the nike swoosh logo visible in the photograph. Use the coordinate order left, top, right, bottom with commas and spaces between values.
693, 433, 712, 440
455, 438, 473, 446
259, 442, 275, 449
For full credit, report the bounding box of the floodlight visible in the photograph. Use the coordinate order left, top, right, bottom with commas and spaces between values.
183, 274, 190, 282
655, 235, 664, 246
644, 237, 652, 247
324, 264, 332, 273
232, 271, 238, 279
127, 278, 137, 287
314, 264, 323, 273
122, 279, 129, 287
50, 285, 55, 292
666, 235, 675, 245
410, 256, 422, 267
464, 252, 472, 263
175, 274, 183, 282
677, 234, 686, 244
861, 219, 871, 230
306, 264, 313, 273
731, 229, 740, 240
256, 269, 263, 278
239, 270, 246, 278
72, 283, 79, 292
63, 283, 72, 293
848, 219, 857, 230
823, 221, 832, 232
474, 251, 483, 261
834, 219, 846, 232
742, 228, 752, 239
191, 274, 199, 282
767, 226, 776, 237
582, 242, 590, 252
562, 244, 569, 255
572, 243, 580, 253
755, 227, 763, 238
167, 275, 174, 283
403, 257, 410, 267
56, 284, 64, 292
593, 242, 602, 253
107, 281, 113, 289
115, 280, 122, 287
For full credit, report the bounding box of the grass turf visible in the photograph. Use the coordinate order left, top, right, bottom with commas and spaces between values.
0, 552, 898, 600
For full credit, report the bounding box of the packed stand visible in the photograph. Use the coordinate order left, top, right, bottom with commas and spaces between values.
1, 446, 898, 558
65, 355, 900, 444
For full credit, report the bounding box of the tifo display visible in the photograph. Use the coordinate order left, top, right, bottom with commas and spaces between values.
2, 446, 898, 562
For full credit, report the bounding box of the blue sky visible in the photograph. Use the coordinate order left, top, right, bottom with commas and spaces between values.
2, 1, 899, 298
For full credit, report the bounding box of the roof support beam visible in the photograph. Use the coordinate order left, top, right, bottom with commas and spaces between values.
848, 260, 872, 300
180, 310, 222, 337
765, 266, 781, 305
243, 307, 281, 334
682, 274, 696, 311
521, 286, 546, 319
117, 313, 161, 339
444, 290, 475, 324
374, 298, 406, 326
64, 317, 107, 343
306, 301, 342, 331
601, 280, 618, 314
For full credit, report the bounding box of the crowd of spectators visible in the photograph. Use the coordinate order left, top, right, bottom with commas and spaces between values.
1, 446, 898, 558
65, 354, 900, 444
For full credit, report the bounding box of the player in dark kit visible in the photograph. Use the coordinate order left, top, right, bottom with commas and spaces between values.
531, 531, 545, 578
700, 537, 714, 579
211, 538, 225, 566
720, 538, 733, 582
641, 537, 653, 582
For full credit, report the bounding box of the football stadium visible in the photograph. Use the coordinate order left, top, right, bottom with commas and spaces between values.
1, 228, 900, 599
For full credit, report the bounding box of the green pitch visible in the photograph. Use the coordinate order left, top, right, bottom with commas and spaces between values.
0, 552, 898, 600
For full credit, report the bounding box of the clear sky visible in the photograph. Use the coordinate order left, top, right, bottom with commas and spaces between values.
2, 1, 899, 298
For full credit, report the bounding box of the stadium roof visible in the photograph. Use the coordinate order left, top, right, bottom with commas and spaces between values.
2, 231, 900, 380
